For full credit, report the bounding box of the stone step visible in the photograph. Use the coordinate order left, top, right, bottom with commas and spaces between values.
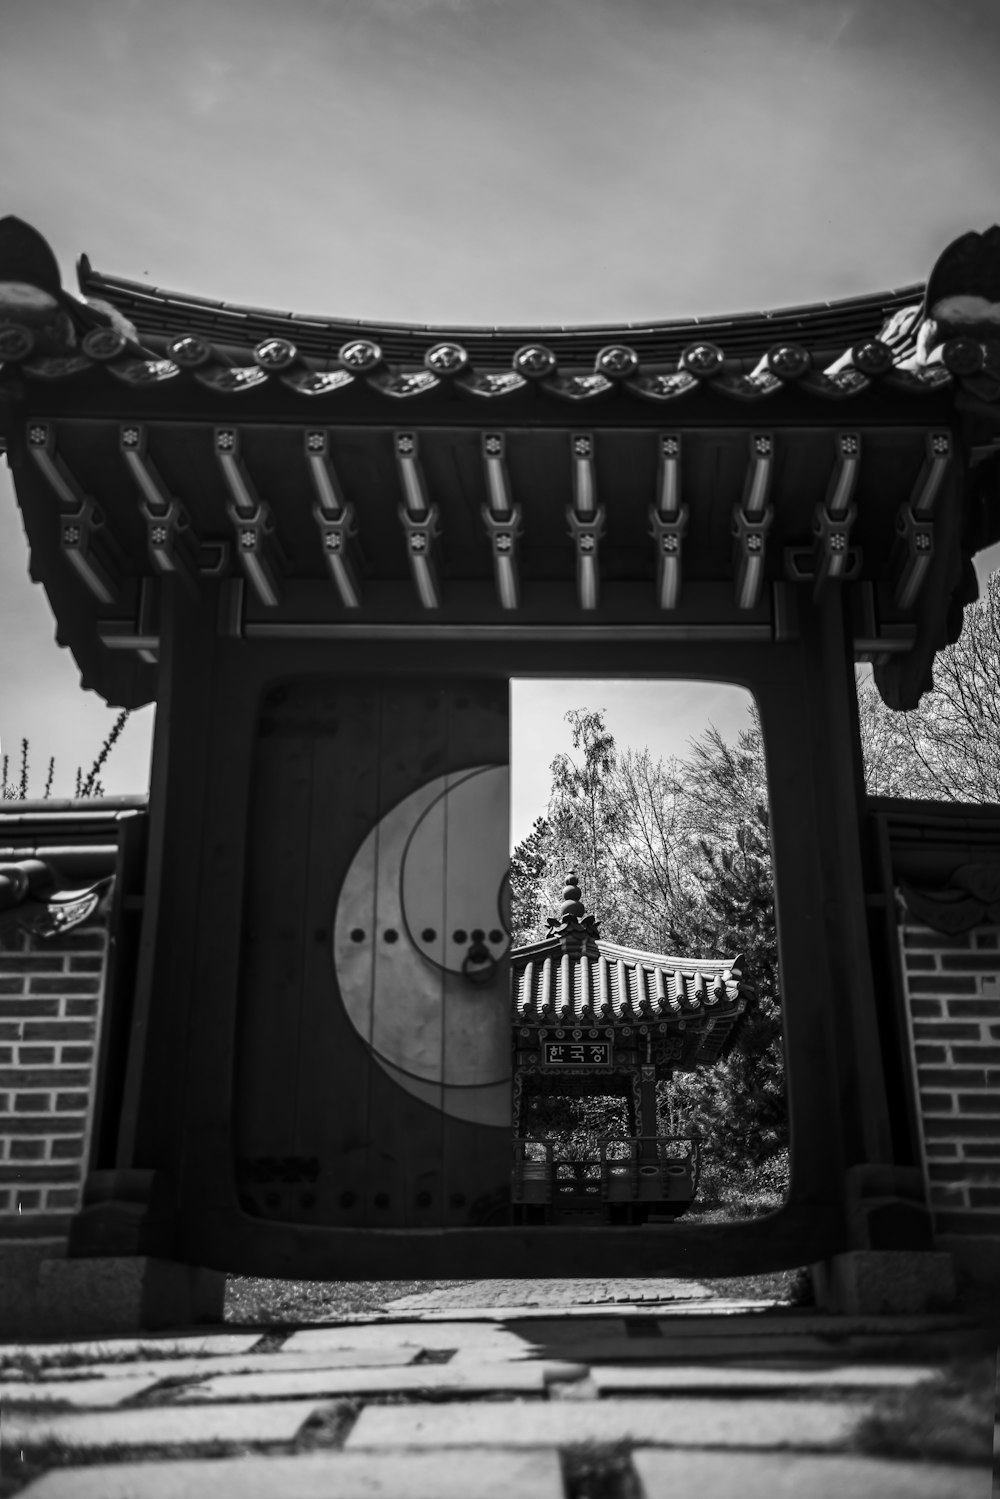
2, 1398, 325, 1450
632, 1449, 986, 1499
15, 1449, 565, 1499
346, 1395, 863, 1450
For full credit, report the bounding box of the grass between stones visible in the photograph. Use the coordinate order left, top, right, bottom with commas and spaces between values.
849, 1353, 996, 1466
562, 1441, 641, 1499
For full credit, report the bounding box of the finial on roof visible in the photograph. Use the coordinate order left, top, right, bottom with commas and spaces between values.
547, 869, 600, 952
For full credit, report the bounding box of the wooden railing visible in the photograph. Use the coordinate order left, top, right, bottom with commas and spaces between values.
512, 1136, 700, 1205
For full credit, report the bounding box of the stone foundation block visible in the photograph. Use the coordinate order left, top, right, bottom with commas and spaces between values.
35, 1257, 226, 1336
811, 1250, 957, 1315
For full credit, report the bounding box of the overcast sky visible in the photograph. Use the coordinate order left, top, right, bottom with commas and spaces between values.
1, 0, 998, 838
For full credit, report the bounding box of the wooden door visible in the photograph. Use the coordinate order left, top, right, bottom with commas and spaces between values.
234, 677, 511, 1229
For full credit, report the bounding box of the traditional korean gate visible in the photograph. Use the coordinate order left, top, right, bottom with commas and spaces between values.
234, 678, 512, 1230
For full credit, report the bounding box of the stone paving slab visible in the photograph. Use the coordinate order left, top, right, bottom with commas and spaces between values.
384, 1278, 713, 1309
0, 1332, 259, 1365
17, 1448, 565, 1499
346, 1395, 862, 1450
507, 1329, 885, 1363
36, 1347, 422, 1382
632, 1448, 987, 1499
178, 1359, 582, 1401
0, 1376, 162, 1407
590, 1363, 940, 1393
283, 1322, 520, 1353
2, 1398, 324, 1449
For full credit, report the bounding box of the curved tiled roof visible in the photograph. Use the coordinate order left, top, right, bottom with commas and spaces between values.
511, 938, 743, 1026
77, 258, 923, 368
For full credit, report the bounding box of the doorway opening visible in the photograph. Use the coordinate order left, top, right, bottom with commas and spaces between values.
509, 679, 787, 1229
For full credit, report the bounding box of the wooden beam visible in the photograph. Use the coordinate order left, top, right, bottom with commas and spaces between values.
568, 433, 605, 611
812, 431, 861, 597
732, 432, 774, 610
26, 422, 121, 604
119, 425, 199, 592
481, 432, 521, 610
394, 431, 441, 609
214, 427, 284, 607
304, 430, 362, 609
649, 433, 689, 609
784, 432, 862, 597
893, 431, 951, 609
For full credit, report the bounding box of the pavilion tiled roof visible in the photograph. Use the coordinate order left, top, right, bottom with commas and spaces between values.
512, 938, 742, 1026
510, 873, 744, 1028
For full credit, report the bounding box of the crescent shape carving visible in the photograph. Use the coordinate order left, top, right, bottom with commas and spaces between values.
332, 765, 512, 1127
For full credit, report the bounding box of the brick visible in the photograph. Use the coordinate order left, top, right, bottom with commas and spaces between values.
0, 1069, 90, 1087
975, 931, 1000, 947
946, 1000, 1000, 1018
68, 956, 105, 973
924, 1141, 958, 1156
962, 1143, 1000, 1159
964, 1187, 1000, 1206
918, 1067, 986, 1088
908, 976, 977, 994
46, 1187, 80, 1209
0, 953, 64, 969
0, 1164, 81, 1183
14, 1093, 51, 1112
0, 1191, 9, 1209
9, 1140, 46, 1160
918, 1092, 953, 1112
903, 931, 971, 949
15, 1190, 42, 1209
17, 1046, 56, 1064
0, 978, 25, 994
903, 955, 936, 972
953, 1046, 1000, 1063
50, 1137, 84, 1158
0, 999, 58, 1016
55, 1092, 89, 1110
929, 1184, 967, 1204
909, 999, 943, 1017
61, 1045, 93, 1063
0, 1114, 83, 1134
0, 1048, 11, 1064
0, 1023, 20, 1039
923, 1116, 1000, 1137
23, 1021, 94, 1040
941, 954, 1000, 971
926, 1163, 965, 1180
933, 1208, 1000, 1233
65, 999, 97, 1016
964, 1165, 1000, 1182
913, 1043, 946, 1063
958, 1092, 1000, 1112
992, 1025, 1000, 1039
29, 977, 100, 995
912, 1023, 980, 1040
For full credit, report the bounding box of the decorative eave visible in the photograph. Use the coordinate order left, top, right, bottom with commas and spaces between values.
511, 936, 743, 1028
2, 216, 1000, 710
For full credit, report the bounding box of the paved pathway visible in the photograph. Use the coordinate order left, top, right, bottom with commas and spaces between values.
0, 1280, 993, 1498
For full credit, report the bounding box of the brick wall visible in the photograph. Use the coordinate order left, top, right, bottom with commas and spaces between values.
898, 915, 1000, 1239
0, 920, 108, 1232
